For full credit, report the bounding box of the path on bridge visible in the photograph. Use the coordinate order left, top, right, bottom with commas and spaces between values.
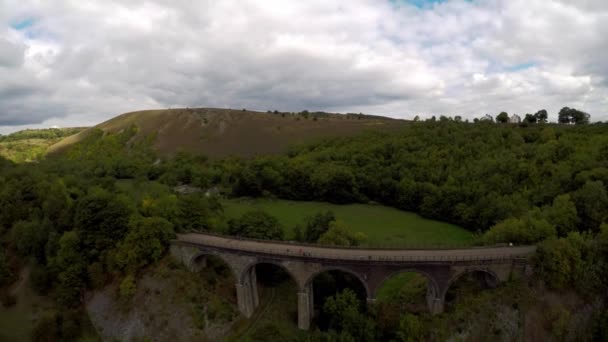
177, 233, 536, 262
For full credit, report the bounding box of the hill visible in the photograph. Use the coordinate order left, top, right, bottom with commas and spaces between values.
47, 108, 408, 158
0, 127, 85, 162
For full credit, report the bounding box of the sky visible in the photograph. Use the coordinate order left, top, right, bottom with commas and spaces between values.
1, 0, 607, 133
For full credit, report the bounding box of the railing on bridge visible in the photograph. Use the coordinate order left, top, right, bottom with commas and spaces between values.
181, 231, 486, 250
174, 232, 536, 263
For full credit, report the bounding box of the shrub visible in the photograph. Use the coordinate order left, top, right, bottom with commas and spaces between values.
0, 248, 11, 286
0, 292, 16, 307
396, 313, 424, 342
227, 210, 284, 240
251, 322, 286, 342
87, 262, 106, 289
119, 274, 137, 300
482, 215, 556, 244
112, 216, 174, 272
535, 237, 582, 289
30, 263, 54, 295
32, 312, 60, 342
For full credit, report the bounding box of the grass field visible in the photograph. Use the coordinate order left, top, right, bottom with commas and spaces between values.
221, 198, 474, 247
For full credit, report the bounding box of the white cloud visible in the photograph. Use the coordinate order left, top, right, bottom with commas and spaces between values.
1, 0, 608, 133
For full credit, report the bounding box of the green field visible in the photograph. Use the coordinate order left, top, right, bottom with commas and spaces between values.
221, 198, 474, 247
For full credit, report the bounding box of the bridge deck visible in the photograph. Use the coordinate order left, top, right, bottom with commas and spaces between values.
175, 233, 536, 262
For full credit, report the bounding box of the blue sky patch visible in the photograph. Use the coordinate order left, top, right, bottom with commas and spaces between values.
404, 0, 447, 8
506, 62, 536, 72
391, 0, 472, 9
10, 18, 35, 31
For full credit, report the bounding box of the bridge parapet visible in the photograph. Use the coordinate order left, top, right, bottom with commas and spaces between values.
173, 233, 536, 263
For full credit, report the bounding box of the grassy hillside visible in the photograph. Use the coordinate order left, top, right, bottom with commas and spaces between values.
221, 198, 474, 247
0, 128, 85, 162
48, 108, 408, 159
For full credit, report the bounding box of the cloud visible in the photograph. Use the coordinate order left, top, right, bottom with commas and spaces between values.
1, 0, 608, 133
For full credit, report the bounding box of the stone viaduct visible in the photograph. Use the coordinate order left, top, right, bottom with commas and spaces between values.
171, 233, 536, 330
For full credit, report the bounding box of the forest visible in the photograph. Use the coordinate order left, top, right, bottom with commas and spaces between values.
0, 117, 607, 340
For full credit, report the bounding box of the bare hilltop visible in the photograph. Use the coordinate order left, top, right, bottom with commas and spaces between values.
48, 108, 408, 158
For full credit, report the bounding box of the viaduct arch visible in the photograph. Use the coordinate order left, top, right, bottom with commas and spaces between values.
171, 233, 535, 330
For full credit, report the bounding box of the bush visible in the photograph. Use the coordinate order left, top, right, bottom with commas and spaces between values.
396, 313, 424, 342
119, 274, 137, 300
322, 288, 376, 340
535, 237, 582, 289
0, 248, 11, 286
251, 322, 286, 342
227, 210, 284, 240
87, 262, 107, 289
0, 291, 16, 307
60, 309, 83, 340
30, 263, 54, 295
318, 221, 366, 246
32, 312, 60, 342
301, 211, 335, 242
593, 306, 608, 341
482, 215, 556, 244
111, 216, 175, 272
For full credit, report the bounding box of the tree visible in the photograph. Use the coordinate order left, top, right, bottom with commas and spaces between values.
73, 189, 132, 260
323, 288, 376, 341
523, 113, 537, 124
571, 109, 590, 125
496, 112, 509, 123
112, 216, 175, 272
52, 231, 87, 306
535, 109, 548, 123
558, 107, 572, 124
302, 211, 335, 242
0, 247, 11, 286
482, 214, 556, 244
535, 236, 582, 289
0, 168, 46, 231
572, 181, 608, 231
558, 107, 590, 125
12, 220, 49, 262
175, 193, 224, 232
53, 231, 84, 270
543, 194, 579, 236
56, 264, 86, 307
311, 164, 358, 203
30, 262, 53, 294
32, 311, 61, 342
396, 313, 424, 342
318, 220, 366, 246
227, 210, 284, 240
